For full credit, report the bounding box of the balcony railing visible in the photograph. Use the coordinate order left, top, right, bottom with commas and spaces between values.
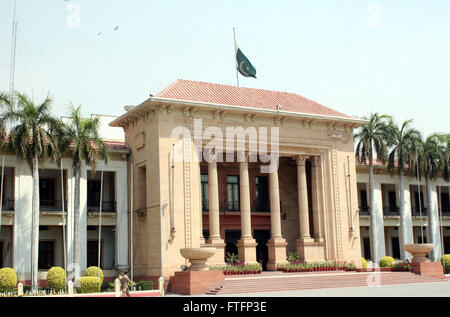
40, 200, 68, 212
383, 206, 400, 216
219, 199, 240, 212
251, 199, 270, 212
1, 199, 14, 211
358, 206, 370, 215
412, 207, 428, 216
87, 201, 117, 213
202, 199, 208, 212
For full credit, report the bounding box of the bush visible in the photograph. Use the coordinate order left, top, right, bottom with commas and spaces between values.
441, 254, 450, 274
76, 277, 101, 294
379, 256, 396, 268
101, 281, 115, 292
0, 268, 17, 292
135, 280, 153, 291
361, 257, 368, 269
287, 252, 299, 263
85, 266, 103, 285
47, 267, 66, 291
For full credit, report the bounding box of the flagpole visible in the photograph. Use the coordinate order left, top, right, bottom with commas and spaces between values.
233, 27, 239, 87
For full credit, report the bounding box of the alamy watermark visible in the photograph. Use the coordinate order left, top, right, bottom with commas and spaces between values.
170, 118, 280, 173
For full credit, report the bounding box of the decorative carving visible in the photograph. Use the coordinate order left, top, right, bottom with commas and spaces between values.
310, 156, 320, 168
295, 155, 307, 167
237, 151, 248, 163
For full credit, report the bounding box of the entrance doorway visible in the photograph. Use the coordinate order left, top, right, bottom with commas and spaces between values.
225, 230, 241, 261
254, 230, 270, 271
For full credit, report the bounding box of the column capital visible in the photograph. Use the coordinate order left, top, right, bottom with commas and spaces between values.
204, 148, 218, 163
311, 156, 321, 168
237, 151, 249, 163
295, 155, 308, 167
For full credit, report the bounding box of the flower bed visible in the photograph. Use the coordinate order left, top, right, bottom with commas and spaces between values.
209, 263, 262, 275
277, 261, 356, 273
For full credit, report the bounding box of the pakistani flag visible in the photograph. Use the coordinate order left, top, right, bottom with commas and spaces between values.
236, 47, 257, 78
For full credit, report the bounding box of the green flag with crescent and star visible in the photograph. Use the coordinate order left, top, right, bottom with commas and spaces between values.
236, 47, 257, 78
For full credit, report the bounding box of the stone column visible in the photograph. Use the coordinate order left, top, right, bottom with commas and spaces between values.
206, 155, 225, 264
311, 156, 324, 242
296, 155, 312, 241
236, 152, 257, 264
267, 167, 287, 270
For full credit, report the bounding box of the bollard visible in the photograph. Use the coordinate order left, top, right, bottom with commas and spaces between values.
114, 278, 121, 297
17, 283, 23, 297
68, 281, 74, 296
159, 276, 165, 296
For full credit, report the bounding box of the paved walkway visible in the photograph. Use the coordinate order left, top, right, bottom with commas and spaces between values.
200, 281, 450, 297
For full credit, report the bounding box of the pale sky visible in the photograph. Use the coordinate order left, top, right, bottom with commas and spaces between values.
0, 0, 449, 137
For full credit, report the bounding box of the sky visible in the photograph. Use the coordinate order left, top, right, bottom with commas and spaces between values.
0, 0, 449, 137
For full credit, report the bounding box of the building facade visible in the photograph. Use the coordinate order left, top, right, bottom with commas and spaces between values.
0, 115, 129, 282
111, 79, 367, 280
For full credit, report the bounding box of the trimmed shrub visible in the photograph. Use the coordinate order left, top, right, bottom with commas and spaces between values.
441, 254, 450, 274
136, 280, 153, 291
76, 277, 101, 294
379, 256, 396, 268
361, 257, 368, 269
0, 268, 17, 292
85, 266, 103, 285
47, 267, 66, 291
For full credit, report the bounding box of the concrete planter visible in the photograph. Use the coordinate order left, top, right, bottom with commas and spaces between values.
404, 244, 434, 263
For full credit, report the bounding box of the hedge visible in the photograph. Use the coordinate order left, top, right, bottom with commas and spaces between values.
135, 280, 153, 291
85, 266, 103, 285
441, 254, 450, 273
76, 276, 101, 294
0, 268, 17, 293
47, 267, 66, 291
361, 257, 368, 269
379, 256, 396, 268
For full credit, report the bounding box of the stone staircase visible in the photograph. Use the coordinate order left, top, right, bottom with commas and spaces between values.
205, 271, 444, 295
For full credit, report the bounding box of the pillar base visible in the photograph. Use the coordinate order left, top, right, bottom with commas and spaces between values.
411, 262, 444, 279
267, 237, 288, 271
296, 240, 326, 262
204, 239, 226, 265
237, 238, 258, 264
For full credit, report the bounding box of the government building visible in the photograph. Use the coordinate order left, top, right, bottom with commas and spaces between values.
1, 80, 448, 284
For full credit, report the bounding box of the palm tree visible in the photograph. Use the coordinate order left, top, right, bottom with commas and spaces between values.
354, 113, 391, 266
0, 93, 12, 236
416, 133, 447, 261
62, 105, 110, 272
3, 92, 60, 294
385, 119, 421, 260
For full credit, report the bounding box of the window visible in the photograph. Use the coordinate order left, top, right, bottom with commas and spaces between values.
87, 240, 103, 268
440, 192, 449, 212
363, 238, 371, 260
388, 191, 398, 211
0, 241, 3, 268
226, 175, 240, 211
201, 175, 208, 211
444, 237, 450, 254
87, 180, 102, 207
360, 190, 368, 210
39, 179, 56, 206
254, 176, 269, 212
391, 237, 400, 259
38, 241, 54, 270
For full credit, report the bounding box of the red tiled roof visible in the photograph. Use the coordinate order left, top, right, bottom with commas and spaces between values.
104, 141, 128, 151
155, 79, 351, 118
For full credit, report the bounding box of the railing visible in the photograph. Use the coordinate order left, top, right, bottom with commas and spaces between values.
358, 206, 370, 215
202, 199, 209, 212
1, 199, 14, 211
87, 201, 117, 213
412, 207, 428, 216
383, 206, 400, 216
40, 200, 68, 212
251, 199, 270, 212
219, 199, 240, 212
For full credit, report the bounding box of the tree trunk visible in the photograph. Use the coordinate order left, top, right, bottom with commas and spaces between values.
73, 165, 81, 272
426, 173, 440, 261
31, 156, 40, 294
398, 167, 411, 260
368, 156, 378, 266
